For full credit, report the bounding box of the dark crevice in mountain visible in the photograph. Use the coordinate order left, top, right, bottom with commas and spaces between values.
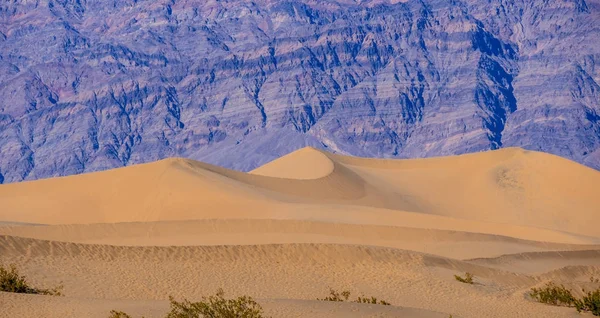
400, 85, 426, 125
474, 56, 517, 149
472, 22, 518, 149
23, 76, 59, 114
571, 64, 600, 102
103, 84, 148, 166
14, 141, 35, 180
471, 22, 516, 59
574, 0, 590, 13
243, 81, 268, 128
164, 86, 185, 131
586, 109, 600, 124
571, 63, 600, 149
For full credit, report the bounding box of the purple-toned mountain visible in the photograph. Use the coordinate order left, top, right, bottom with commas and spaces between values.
0, 0, 599, 183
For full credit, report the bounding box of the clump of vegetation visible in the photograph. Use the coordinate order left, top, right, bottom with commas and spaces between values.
166, 289, 265, 318
591, 275, 600, 284
529, 282, 575, 306
108, 311, 134, 318
355, 296, 390, 305
110, 289, 267, 318
574, 288, 600, 316
529, 279, 600, 316
318, 288, 351, 302
454, 272, 474, 285
0, 263, 63, 296
318, 289, 391, 306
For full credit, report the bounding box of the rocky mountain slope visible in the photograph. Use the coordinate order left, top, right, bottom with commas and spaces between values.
0, 0, 599, 183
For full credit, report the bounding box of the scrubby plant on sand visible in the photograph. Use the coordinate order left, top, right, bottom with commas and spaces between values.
355, 296, 391, 305
318, 288, 351, 302
529, 282, 576, 306
110, 289, 266, 318
318, 289, 391, 306
108, 311, 134, 318
454, 272, 474, 284
166, 289, 266, 318
529, 281, 600, 316
0, 263, 63, 296
574, 288, 600, 316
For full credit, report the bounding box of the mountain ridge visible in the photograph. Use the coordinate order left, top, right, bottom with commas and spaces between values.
1, 0, 599, 183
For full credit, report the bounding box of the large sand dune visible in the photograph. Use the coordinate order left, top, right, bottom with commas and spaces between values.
1, 147, 599, 317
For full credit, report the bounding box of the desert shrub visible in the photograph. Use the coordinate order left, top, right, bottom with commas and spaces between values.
318, 288, 351, 302
318, 289, 391, 305
529, 282, 575, 307
355, 296, 390, 306
0, 263, 62, 296
108, 311, 134, 318
574, 288, 600, 316
166, 288, 266, 318
454, 272, 474, 284
591, 276, 600, 284
529, 281, 600, 316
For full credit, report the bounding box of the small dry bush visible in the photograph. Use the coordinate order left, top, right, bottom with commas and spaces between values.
166, 289, 266, 318
575, 288, 600, 316
355, 296, 391, 306
108, 311, 134, 318
110, 289, 266, 318
529, 282, 575, 306
318, 289, 351, 302
0, 263, 62, 296
529, 280, 600, 316
454, 272, 474, 284
318, 289, 391, 306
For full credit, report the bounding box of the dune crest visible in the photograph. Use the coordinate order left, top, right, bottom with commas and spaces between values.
250, 147, 335, 179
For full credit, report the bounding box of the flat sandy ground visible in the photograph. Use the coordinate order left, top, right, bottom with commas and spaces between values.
1, 147, 599, 317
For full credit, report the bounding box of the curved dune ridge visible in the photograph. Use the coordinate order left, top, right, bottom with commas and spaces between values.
250, 146, 335, 179
1, 147, 600, 317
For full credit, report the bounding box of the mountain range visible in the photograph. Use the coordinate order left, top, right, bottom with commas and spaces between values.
1, 0, 599, 183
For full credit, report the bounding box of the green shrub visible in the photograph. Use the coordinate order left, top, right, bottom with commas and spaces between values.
166, 288, 266, 318
111, 289, 266, 318
454, 272, 474, 284
529, 282, 575, 307
529, 281, 600, 316
0, 263, 62, 296
355, 296, 390, 305
318, 289, 391, 306
575, 288, 600, 316
108, 311, 134, 318
318, 289, 351, 302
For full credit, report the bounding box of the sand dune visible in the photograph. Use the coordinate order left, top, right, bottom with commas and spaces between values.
1, 147, 599, 317
1, 219, 599, 259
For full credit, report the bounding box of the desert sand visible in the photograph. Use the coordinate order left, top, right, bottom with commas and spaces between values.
0, 147, 599, 317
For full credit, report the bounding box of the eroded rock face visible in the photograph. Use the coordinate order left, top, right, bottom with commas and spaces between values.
0, 0, 599, 183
